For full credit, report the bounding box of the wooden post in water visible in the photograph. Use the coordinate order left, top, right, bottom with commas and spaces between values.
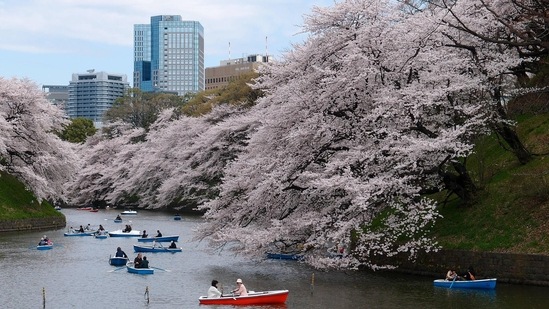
144, 286, 150, 304
42, 287, 46, 309
310, 273, 315, 294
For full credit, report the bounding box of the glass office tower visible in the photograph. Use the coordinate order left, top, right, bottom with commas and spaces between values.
133, 15, 204, 96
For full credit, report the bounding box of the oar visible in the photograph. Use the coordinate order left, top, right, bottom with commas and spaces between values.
108, 266, 126, 272
150, 266, 170, 272
449, 274, 457, 288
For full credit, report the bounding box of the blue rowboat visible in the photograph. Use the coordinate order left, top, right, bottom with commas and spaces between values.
108, 230, 141, 237
137, 235, 179, 243
266, 252, 303, 260
37, 244, 53, 250
114, 219, 122, 223
64, 231, 95, 236
133, 244, 182, 253
127, 264, 154, 274
433, 278, 497, 289
109, 256, 129, 266
95, 234, 108, 239
173, 215, 182, 221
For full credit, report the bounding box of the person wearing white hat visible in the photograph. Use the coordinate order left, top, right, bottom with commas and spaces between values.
231, 278, 248, 297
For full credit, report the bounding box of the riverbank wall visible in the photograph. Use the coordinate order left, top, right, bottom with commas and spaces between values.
0, 216, 66, 232
381, 249, 549, 287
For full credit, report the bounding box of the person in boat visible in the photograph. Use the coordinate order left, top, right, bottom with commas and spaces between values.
85, 224, 92, 231
123, 225, 132, 233
231, 278, 248, 297
463, 267, 476, 281
139, 256, 149, 268
208, 280, 222, 298
38, 238, 48, 246
141, 230, 148, 238
446, 270, 459, 281
115, 247, 128, 258
68, 226, 75, 233
169, 241, 177, 249
115, 215, 122, 220
156, 230, 162, 237
78, 225, 85, 233
134, 253, 143, 268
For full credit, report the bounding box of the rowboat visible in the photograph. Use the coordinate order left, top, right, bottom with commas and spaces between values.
95, 234, 108, 239
266, 252, 303, 260
433, 278, 497, 289
198, 290, 289, 305
137, 235, 179, 243
120, 210, 137, 215
64, 231, 95, 236
109, 256, 129, 266
133, 244, 182, 253
126, 263, 154, 274
37, 244, 53, 250
108, 229, 141, 237
173, 214, 182, 221
114, 218, 122, 223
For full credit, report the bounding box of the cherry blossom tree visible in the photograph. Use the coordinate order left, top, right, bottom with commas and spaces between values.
196, 0, 525, 269
0, 77, 78, 202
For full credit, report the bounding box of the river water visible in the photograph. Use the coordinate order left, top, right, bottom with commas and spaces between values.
1, 209, 548, 309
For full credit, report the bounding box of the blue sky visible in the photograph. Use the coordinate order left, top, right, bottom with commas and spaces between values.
0, 0, 336, 86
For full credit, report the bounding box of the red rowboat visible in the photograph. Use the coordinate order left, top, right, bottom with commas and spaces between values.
198, 290, 289, 305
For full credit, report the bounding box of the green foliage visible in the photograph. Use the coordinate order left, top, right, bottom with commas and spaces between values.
59, 118, 97, 143
105, 88, 185, 129
0, 171, 62, 220
431, 113, 549, 253
182, 72, 262, 116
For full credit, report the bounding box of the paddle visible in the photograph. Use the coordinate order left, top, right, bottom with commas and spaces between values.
108, 266, 126, 272
150, 266, 171, 272
449, 273, 457, 288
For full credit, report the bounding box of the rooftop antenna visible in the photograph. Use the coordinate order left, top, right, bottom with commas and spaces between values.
265, 36, 269, 61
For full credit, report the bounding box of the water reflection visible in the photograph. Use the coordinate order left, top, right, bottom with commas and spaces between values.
1, 209, 549, 309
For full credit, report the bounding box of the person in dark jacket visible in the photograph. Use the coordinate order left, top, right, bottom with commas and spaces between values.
115, 247, 128, 258
140, 256, 149, 268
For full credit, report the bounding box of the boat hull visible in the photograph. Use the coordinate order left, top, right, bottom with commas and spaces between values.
95, 234, 108, 239
198, 290, 289, 305
266, 252, 303, 260
173, 216, 182, 221
37, 244, 53, 250
120, 210, 137, 215
137, 235, 179, 243
108, 230, 141, 237
114, 219, 122, 223
433, 278, 497, 289
64, 231, 95, 236
127, 266, 154, 274
133, 245, 182, 253
109, 256, 129, 266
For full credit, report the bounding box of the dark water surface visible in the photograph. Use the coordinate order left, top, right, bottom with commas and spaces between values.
1, 209, 548, 309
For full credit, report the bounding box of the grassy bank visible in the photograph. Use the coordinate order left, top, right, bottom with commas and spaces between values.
0, 170, 62, 220
431, 113, 549, 254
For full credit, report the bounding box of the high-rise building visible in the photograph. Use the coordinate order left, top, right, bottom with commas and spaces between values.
205, 54, 270, 90
134, 15, 204, 96
67, 70, 129, 127
42, 85, 69, 110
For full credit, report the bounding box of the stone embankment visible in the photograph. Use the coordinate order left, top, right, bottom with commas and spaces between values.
384, 249, 549, 286
0, 217, 66, 232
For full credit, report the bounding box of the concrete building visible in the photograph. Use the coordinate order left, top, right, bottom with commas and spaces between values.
67, 70, 129, 127
205, 54, 270, 90
134, 15, 204, 96
42, 85, 69, 110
